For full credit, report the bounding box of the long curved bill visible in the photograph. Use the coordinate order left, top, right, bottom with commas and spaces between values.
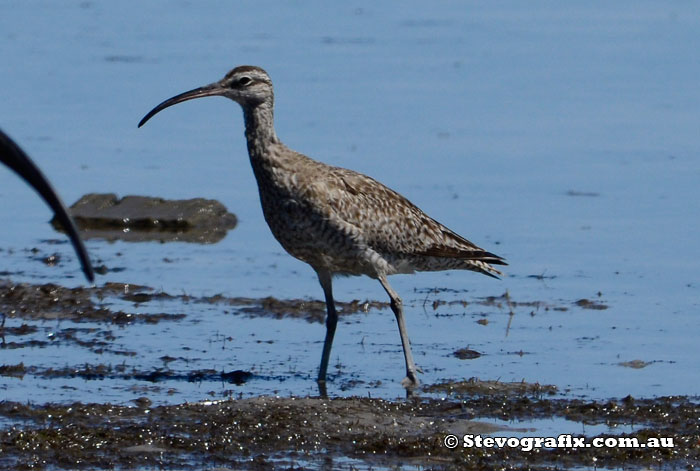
0, 129, 95, 282
138, 82, 227, 128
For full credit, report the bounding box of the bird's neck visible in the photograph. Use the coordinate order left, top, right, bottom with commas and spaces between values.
241, 100, 288, 192
242, 101, 279, 157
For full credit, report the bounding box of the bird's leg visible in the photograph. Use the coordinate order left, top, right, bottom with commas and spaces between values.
0, 312, 5, 348
316, 269, 337, 396
378, 275, 420, 389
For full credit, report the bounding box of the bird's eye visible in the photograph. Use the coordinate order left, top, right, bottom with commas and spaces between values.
238, 76, 252, 86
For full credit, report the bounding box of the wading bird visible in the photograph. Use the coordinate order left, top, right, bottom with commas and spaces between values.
139, 66, 505, 392
0, 129, 94, 282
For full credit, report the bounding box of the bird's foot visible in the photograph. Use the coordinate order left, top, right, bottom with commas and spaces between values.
401, 371, 420, 390
316, 378, 328, 398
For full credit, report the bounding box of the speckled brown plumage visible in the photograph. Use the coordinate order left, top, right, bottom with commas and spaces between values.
252, 145, 504, 278
139, 65, 506, 393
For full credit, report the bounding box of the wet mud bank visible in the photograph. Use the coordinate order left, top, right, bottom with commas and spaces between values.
0, 278, 387, 325
0, 280, 697, 469
0, 393, 696, 470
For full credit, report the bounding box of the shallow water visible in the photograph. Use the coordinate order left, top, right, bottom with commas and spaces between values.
1, 0, 699, 410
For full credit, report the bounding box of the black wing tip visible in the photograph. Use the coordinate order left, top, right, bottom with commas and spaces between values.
80, 249, 96, 282
1, 128, 95, 283
83, 266, 96, 283
74, 239, 95, 283
484, 256, 508, 266
474, 250, 507, 266
49, 203, 96, 283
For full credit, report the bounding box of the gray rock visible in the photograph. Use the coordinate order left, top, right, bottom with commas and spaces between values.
51, 193, 237, 243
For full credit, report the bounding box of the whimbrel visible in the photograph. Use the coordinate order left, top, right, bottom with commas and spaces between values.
0, 129, 94, 282
139, 66, 506, 391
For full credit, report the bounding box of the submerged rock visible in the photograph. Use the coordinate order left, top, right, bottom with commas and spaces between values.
51, 193, 237, 243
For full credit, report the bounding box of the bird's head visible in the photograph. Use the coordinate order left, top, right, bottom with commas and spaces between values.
138, 65, 273, 127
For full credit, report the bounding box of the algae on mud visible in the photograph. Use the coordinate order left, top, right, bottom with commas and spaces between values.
0, 394, 696, 470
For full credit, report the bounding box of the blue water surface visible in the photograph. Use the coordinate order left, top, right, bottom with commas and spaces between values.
0, 1, 698, 405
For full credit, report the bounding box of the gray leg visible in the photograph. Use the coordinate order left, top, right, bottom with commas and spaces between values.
316, 269, 337, 394
378, 275, 419, 388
